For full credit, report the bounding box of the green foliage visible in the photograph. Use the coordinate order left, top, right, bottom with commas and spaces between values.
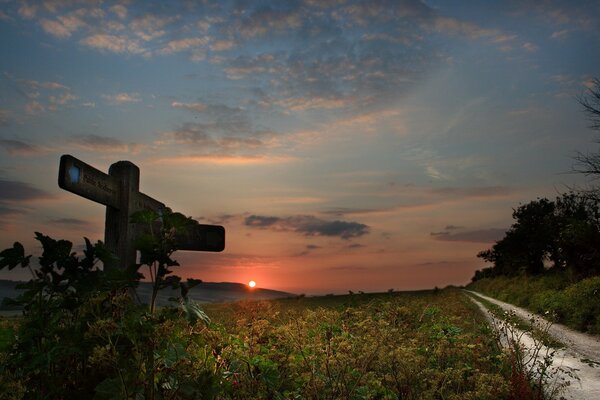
469, 274, 600, 334
0, 209, 216, 399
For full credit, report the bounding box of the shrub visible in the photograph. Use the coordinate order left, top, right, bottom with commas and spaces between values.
562, 276, 600, 333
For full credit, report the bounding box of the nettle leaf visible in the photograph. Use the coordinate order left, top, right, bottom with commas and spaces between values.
161, 275, 181, 290
94, 240, 119, 266
0, 242, 30, 270
181, 299, 210, 325
35, 232, 73, 268
166, 211, 195, 231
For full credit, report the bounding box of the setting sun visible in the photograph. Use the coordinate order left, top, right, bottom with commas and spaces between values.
248, 280, 256, 288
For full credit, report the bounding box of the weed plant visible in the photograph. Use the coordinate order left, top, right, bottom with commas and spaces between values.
489, 309, 578, 400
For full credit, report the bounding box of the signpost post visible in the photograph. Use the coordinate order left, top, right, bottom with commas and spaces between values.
58, 154, 225, 271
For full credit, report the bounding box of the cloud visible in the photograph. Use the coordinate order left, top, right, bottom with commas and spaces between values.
0, 204, 25, 217
171, 101, 206, 113
275, 96, 352, 111
430, 228, 506, 243
230, 5, 302, 39
210, 39, 236, 51
19, 79, 68, 97
110, 4, 127, 19
431, 16, 497, 39
430, 186, 513, 199
80, 34, 146, 55
18, 3, 37, 19
0, 180, 54, 202
151, 153, 292, 166
550, 29, 569, 40
51, 93, 77, 104
0, 10, 12, 21
245, 215, 281, 227
49, 217, 89, 227
39, 18, 69, 38
13, 78, 76, 112
244, 214, 370, 239
159, 37, 209, 55
102, 92, 141, 104
0, 109, 9, 126
70, 134, 141, 153
0, 139, 47, 156
130, 14, 173, 41
26, 101, 45, 114
158, 101, 279, 154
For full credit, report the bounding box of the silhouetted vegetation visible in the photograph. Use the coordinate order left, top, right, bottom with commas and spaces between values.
474, 191, 600, 281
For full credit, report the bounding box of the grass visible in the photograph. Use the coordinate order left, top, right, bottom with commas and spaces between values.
0, 318, 17, 352
468, 274, 600, 334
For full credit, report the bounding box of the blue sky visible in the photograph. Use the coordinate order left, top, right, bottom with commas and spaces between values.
0, 0, 598, 293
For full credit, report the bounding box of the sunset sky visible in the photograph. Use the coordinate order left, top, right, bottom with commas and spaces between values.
0, 0, 599, 294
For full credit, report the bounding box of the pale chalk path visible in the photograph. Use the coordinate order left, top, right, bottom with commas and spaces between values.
466, 290, 600, 400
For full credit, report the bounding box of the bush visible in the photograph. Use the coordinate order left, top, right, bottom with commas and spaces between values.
562, 276, 600, 333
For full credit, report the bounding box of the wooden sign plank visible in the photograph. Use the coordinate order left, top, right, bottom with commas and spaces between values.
58, 154, 120, 209
58, 154, 226, 272
132, 191, 165, 213
176, 224, 225, 252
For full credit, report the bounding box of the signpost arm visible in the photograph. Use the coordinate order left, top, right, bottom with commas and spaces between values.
104, 161, 140, 272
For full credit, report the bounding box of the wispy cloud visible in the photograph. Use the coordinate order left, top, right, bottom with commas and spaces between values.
49, 217, 90, 227
12, 77, 76, 113
0, 179, 54, 202
151, 153, 293, 166
171, 101, 206, 113
430, 186, 513, 199
130, 14, 173, 41
70, 134, 142, 153
0, 139, 48, 156
40, 18, 73, 38
17, 3, 37, 19
102, 92, 141, 104
430, 228, 506, 243
550, 29, 569, 40
110, 4, 127, 20
159, 37, 209, 55
0, 109, 10, 126
81, 34, 146, 55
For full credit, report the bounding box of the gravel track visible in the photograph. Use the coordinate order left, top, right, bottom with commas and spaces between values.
466, 290, 600, 400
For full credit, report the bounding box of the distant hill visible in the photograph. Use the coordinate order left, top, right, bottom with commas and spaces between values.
0, 279, 294, 310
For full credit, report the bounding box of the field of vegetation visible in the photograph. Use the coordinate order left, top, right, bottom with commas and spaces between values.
0, 287, 517, 399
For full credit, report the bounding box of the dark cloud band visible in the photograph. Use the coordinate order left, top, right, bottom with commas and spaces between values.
245, 214, 369, 239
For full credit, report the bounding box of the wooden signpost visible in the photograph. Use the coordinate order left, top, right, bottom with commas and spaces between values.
58, 154, 225, 271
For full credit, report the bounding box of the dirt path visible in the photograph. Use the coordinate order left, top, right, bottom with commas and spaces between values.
466, 290, 600, 400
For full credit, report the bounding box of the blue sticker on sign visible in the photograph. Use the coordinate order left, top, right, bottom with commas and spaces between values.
69, 165, 80, 183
